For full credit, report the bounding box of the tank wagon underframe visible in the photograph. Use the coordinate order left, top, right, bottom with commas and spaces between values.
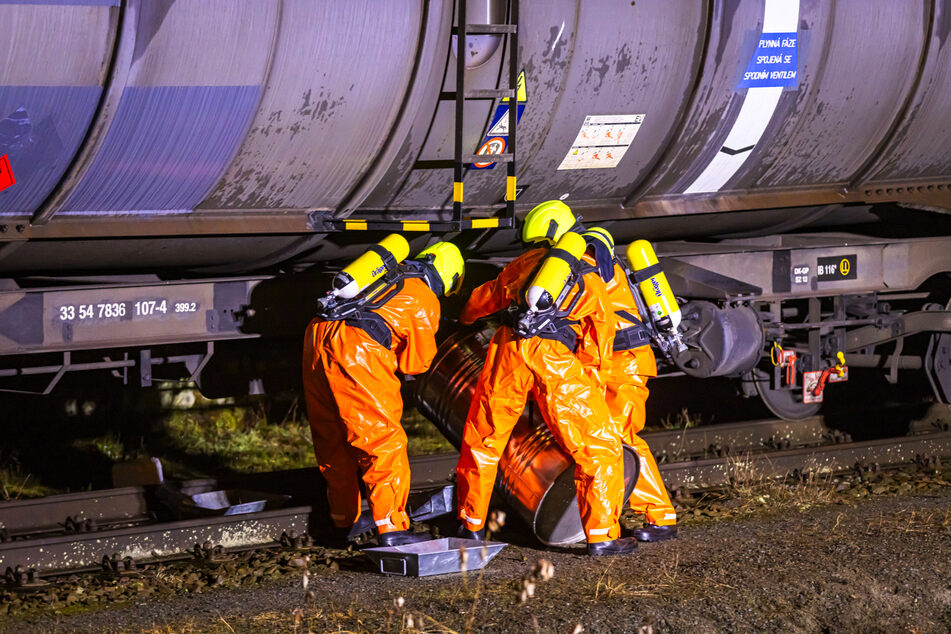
662, 235, 951, 417
1, 235, 951, 410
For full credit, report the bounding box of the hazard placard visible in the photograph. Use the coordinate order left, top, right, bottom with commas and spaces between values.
471, 70, 527, 170
473, 137, 506, 169
0, 154, 14, 193
802, 371, 823, 404
558, 114, 645, 170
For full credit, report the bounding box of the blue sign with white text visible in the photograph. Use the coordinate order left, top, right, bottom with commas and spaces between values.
738, 32, 798, 89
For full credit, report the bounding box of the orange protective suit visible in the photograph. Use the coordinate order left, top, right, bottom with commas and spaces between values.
580, 261, 676, 527
302, 278, 440, 534
456, 248, 626, 543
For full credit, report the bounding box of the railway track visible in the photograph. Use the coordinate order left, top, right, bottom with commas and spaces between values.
2, 417, 949, 579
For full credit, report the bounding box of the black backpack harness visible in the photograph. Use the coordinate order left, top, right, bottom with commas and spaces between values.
315, 258, 440, 350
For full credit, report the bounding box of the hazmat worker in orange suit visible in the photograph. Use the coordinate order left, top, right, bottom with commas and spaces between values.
577, 227, 677, 542
455, 200, 639, 556
302, 239, 465, 548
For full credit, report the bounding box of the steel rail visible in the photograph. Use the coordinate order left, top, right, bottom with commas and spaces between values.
0, 417, 823, 537
0, 456, 459, 574
0, 416, 894, 539
659, 429, 951, 490
0, 506, 311, 575
645, 416, 832, 461
2, 426, 949, 576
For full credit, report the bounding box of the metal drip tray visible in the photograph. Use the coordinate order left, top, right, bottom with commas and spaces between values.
363, 537, 506, 577
159, 487, 291, 518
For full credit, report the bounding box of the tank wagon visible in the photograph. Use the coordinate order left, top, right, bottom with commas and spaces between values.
3, 0, 951, 418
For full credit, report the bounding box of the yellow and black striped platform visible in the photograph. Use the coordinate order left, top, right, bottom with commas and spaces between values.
326, 216, 515, 232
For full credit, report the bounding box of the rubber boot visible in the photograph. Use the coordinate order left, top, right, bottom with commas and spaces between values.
378, 530, 432, 547
586, 537, 639, 556
346, 509, 376, 542
633, 524, 677, 542
457, 523, 486, 541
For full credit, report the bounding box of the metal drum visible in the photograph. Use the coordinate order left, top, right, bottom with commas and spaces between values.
414, 325, 639, 546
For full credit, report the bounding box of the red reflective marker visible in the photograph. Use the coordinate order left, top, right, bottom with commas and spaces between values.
0, 154, 14, 193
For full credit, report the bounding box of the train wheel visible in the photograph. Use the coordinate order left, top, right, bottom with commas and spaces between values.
749, 368, 822, 421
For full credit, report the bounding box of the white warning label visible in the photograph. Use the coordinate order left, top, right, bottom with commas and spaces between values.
802, 370, 823, 404
487, 115, 509, 136
557, 114, 645, 170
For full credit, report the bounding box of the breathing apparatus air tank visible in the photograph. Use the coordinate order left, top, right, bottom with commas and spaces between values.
626, 240, 685, 351
524, 231, 588, 313
331, 234, 410, 300
518, 232, 588, 338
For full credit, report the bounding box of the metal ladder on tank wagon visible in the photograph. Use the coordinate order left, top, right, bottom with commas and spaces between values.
330, 0, 520, 233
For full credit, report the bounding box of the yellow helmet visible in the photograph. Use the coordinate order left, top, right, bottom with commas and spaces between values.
581, 227, 616, 282
522, 200, 578, 245
416, 241, 465, 296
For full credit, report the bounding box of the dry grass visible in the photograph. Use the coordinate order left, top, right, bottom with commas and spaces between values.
727, 454, 839, 510
676, 453, 842, 525
0, 452, 54, 500
653, 407, 702, 431
593, 553, 682, 601
676, 456, 951, 531
864, 507, 951, 535
139, 623, 227, 634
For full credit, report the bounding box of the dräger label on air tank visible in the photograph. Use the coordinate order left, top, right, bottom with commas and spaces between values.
816, 255, 857, 282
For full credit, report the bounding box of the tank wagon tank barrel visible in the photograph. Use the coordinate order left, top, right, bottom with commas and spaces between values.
2, 0, 951, 419
0, 0, 950, 264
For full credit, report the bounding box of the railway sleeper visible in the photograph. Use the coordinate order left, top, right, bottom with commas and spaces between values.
100, 554, 138, 576
4, 565, 48, 591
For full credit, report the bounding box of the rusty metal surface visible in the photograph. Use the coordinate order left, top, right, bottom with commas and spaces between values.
202, 0, 423, 211
646, 416, 831, 462
863, 1, 951, 183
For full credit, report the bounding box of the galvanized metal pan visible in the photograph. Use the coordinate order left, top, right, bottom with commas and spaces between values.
362, 537, 506, 577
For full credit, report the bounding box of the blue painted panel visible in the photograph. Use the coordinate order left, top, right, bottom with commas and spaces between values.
62, 85, 260, 214
737, 32, 798, 89
0, 86, 102, 217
